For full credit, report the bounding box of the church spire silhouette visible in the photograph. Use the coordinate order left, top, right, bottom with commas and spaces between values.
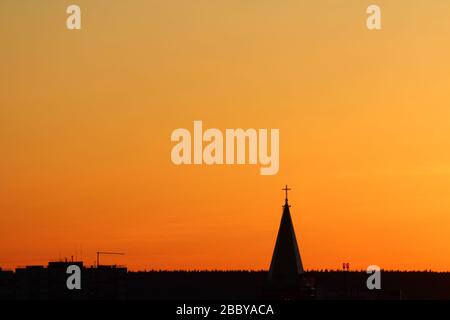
268, 185, 304, 285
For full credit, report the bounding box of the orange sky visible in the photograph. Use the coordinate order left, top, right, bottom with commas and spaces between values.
1, 1, 450, 271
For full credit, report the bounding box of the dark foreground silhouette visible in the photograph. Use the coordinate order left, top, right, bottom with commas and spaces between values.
1, 262, 450, 300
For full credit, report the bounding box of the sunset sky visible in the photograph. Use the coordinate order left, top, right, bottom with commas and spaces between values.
1, 1, 450, 271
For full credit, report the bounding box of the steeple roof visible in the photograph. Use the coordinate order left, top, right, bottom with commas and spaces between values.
268, 186, 304, 284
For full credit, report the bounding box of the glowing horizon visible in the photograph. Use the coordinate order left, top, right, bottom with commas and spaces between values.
2, 1, 450, 272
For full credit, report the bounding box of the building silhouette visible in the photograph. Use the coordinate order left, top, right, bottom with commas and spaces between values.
268, 185, 304, 286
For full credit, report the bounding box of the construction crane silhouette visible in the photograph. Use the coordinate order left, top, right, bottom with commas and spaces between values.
96, 251, 125, 267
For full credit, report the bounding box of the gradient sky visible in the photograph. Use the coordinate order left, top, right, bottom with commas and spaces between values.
1, 1, 450, 271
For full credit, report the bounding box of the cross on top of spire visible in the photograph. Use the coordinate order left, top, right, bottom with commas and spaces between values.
282, 185, 291, 205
